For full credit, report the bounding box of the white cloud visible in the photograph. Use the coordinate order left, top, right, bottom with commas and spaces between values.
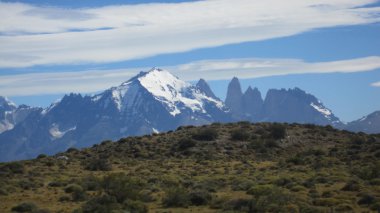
0, 56, 379, 96
0, 0, 379, 68
371, 81, 380, 87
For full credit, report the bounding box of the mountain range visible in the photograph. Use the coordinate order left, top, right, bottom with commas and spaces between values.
0, 68, 378, 161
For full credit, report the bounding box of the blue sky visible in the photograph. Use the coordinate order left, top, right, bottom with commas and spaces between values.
0, 0, 380, 122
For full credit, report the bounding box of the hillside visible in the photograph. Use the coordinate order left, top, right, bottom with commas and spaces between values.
1, 122, 380, 212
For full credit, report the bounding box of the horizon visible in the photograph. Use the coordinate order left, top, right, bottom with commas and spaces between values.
1, 0, 380, 122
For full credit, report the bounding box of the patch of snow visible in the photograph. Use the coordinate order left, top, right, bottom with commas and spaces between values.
49, 124, 76, 139
138, 68, 223, 116
310, 102, 332, 118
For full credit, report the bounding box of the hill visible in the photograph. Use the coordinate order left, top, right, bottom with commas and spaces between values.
1, 122, 380, 212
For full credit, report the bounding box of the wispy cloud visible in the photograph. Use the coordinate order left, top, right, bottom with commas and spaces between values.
371, 81, 380, 87
0, 0, 379, 68
1, 56, 379, 96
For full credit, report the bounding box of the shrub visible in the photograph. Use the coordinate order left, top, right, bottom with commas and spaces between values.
313, 198, 340, 207
224, 198, 252, 211
85, 158, 112, 171
357, 193, 375, 206
0, 162, 24, 175
72, 189, 87, 202
247, 185, 294, 212
59, 195, 71, 202
177, 137, 196, 151
341, 180, 361, 191
102, 173, 144, 203
81, 195, 121, 213
335, 204, 354, 212
11, 202, 37, 212
230, 129, 250, 141
264, 139, 279, 148
65, 184, 83, 193
269, 124, 286, 139
124, 200, 148, 213
162, 187, 190, 207
286, 155, 304, 165
80, 176, 101, 191
48, 181, 66, 187
370, 202, 380, 211
189, 190, 212, 206
37, 154, 47, 159
66, 147, 78, 153
192, 128, 218, 141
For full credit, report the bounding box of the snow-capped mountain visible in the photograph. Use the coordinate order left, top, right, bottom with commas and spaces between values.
0, 68, 230, 161
0, 69, 376, 162
0, 96, 39, 134
346, 111, 380, 134
260, 87, 341, 126
224, 77, 341, 126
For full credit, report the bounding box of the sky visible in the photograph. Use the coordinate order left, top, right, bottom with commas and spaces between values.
0, 0, 380, 122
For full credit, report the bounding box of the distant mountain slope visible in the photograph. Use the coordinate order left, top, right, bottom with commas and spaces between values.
224, 78, 342, 126
0, 69, 378, 162
0, 96, 39, 134
260, 87, 341, 126
0, 68, 230, 162
346, 111, 380, 134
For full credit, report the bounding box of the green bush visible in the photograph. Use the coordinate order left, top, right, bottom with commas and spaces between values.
59, 195, 71, 202
36, 154, 47, 159
124, 199, 148, 213
177, 137, 196, 151
313, 198, 341, 207
162, 187, 190, 207
269, 124, 286, 139
357, 193, 375, 206
247, 185, 294, 212
11, 202, 37, 212
102, 173, 144, 203
65, 184, 83, 193
230, 129, 250, 141
72, 189, 87, 202
189, 190, 212, 206
85, 158, 112, 171
0, 162, 24, 175
224, 198, 252, 211
341, 180, 361, 191
192, 128, 218, 141
81, 195, 121, 213
48, 181, 66, 187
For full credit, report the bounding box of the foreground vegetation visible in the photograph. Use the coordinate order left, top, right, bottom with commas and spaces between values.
1, 122, 380, 212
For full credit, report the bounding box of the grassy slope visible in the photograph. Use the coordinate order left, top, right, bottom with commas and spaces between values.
0, 122, 380, 212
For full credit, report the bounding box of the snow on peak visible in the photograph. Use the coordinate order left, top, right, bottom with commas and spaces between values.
137, 68, 222, 116
0, 96, 17, 108
92, 68, 223, 116
310, 102, 332, 118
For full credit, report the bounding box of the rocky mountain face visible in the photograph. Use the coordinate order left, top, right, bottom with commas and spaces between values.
260, 88, 341, 126
0, 68, 230, 161
346, 111, 380, 134
0, 70, 378, 162
224, 78, 341, 126
0, 97, 39, 134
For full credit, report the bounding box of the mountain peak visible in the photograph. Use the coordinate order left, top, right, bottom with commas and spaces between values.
0, 96, 17, 109
196, 78, 218, 100
225, 77, 243, 113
